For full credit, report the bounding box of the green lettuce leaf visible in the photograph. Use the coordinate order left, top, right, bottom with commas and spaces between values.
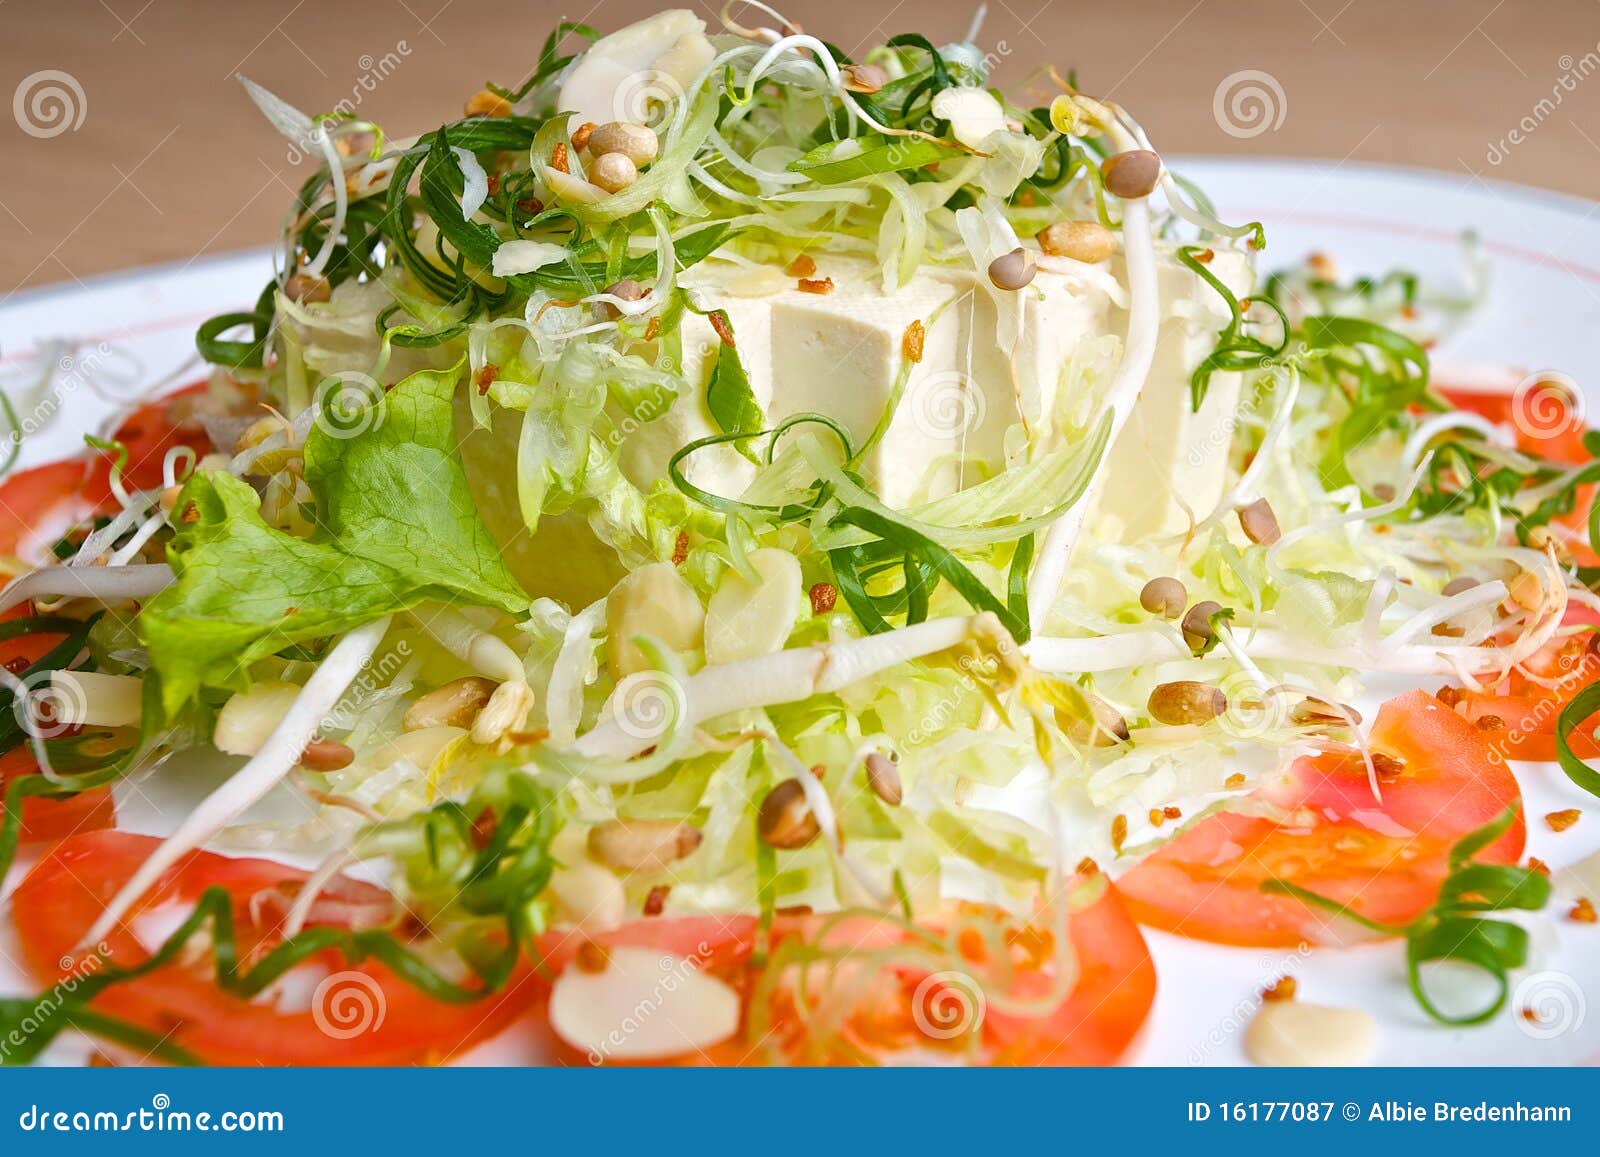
304, 366, 527, 613
139, 472, 414, 715
140, 367, 527, 715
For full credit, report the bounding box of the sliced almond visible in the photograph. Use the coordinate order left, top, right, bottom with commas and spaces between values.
548, 945, 740, 1061
607, 562, 705, 679
548, 861, 628, 934
214, 680, 303, 756
369, 725, 465, 771
703, 548, 801, 665
1246, 1001, 1373, 1066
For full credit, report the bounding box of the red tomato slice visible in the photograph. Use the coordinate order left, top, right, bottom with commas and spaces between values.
0, 382, 213, 563
531, 881, 1155, 1066
12, 830, 540, 1065
1437, 380, 1597, 562
1118, 690, 1525, 947
0, 744, 115, 843
83, 385, 213, 508
0, 459, 95, 559
0, 596, 115, 844
1453, 609, 1600, 761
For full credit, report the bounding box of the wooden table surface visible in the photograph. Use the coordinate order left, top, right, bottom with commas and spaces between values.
2, 0, 1597, 294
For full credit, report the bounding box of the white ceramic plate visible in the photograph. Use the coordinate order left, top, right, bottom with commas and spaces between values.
1, 158, 1597, 1066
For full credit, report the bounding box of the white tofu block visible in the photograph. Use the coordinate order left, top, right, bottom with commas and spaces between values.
1095, 248, 1255, 540
626, 257, 1113, 508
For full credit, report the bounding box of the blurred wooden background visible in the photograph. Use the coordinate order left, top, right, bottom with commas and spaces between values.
3, 0, 1597, 292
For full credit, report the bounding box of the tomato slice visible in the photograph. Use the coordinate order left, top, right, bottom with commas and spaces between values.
0, 459, 95, 560
531, 881, 1155, 1066
1452, 608, 1600, 761
1437, 380, 1597, 562
1118, 690, 1525, 947
1437, 380, 1591, 466
83, 385, 214, 507
12, 831, 540, 1065
1, 745, 115, 842
0, 383, 213, 564
0, 597, 114, 845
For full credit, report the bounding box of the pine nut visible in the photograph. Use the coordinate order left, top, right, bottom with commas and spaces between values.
840, 63, 888, 93
590, 152, 638, 193
283, 273, 331, 304
1036, 220, 1116, 263
1291, 697, 1361, 727
299, 738, 355, 771
586, 122, 659, 166
402, 676, 497, 732
596, 277, 646, 320
464, 89, 512, 118
588, 820, 703, 873
469, 680, 535, 745
1182, 600, 1223, 650
1237, 498, 1281, 545
1506, 570, 1543, 611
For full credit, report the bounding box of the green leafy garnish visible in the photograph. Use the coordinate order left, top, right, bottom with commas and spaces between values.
1555, 681, 1600, 799
788, 135, 958, 185
1264, 806, 1550, 1025
702, 313, 765, 462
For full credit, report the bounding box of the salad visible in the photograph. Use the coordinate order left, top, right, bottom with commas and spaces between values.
1, 3, 1597, 1066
